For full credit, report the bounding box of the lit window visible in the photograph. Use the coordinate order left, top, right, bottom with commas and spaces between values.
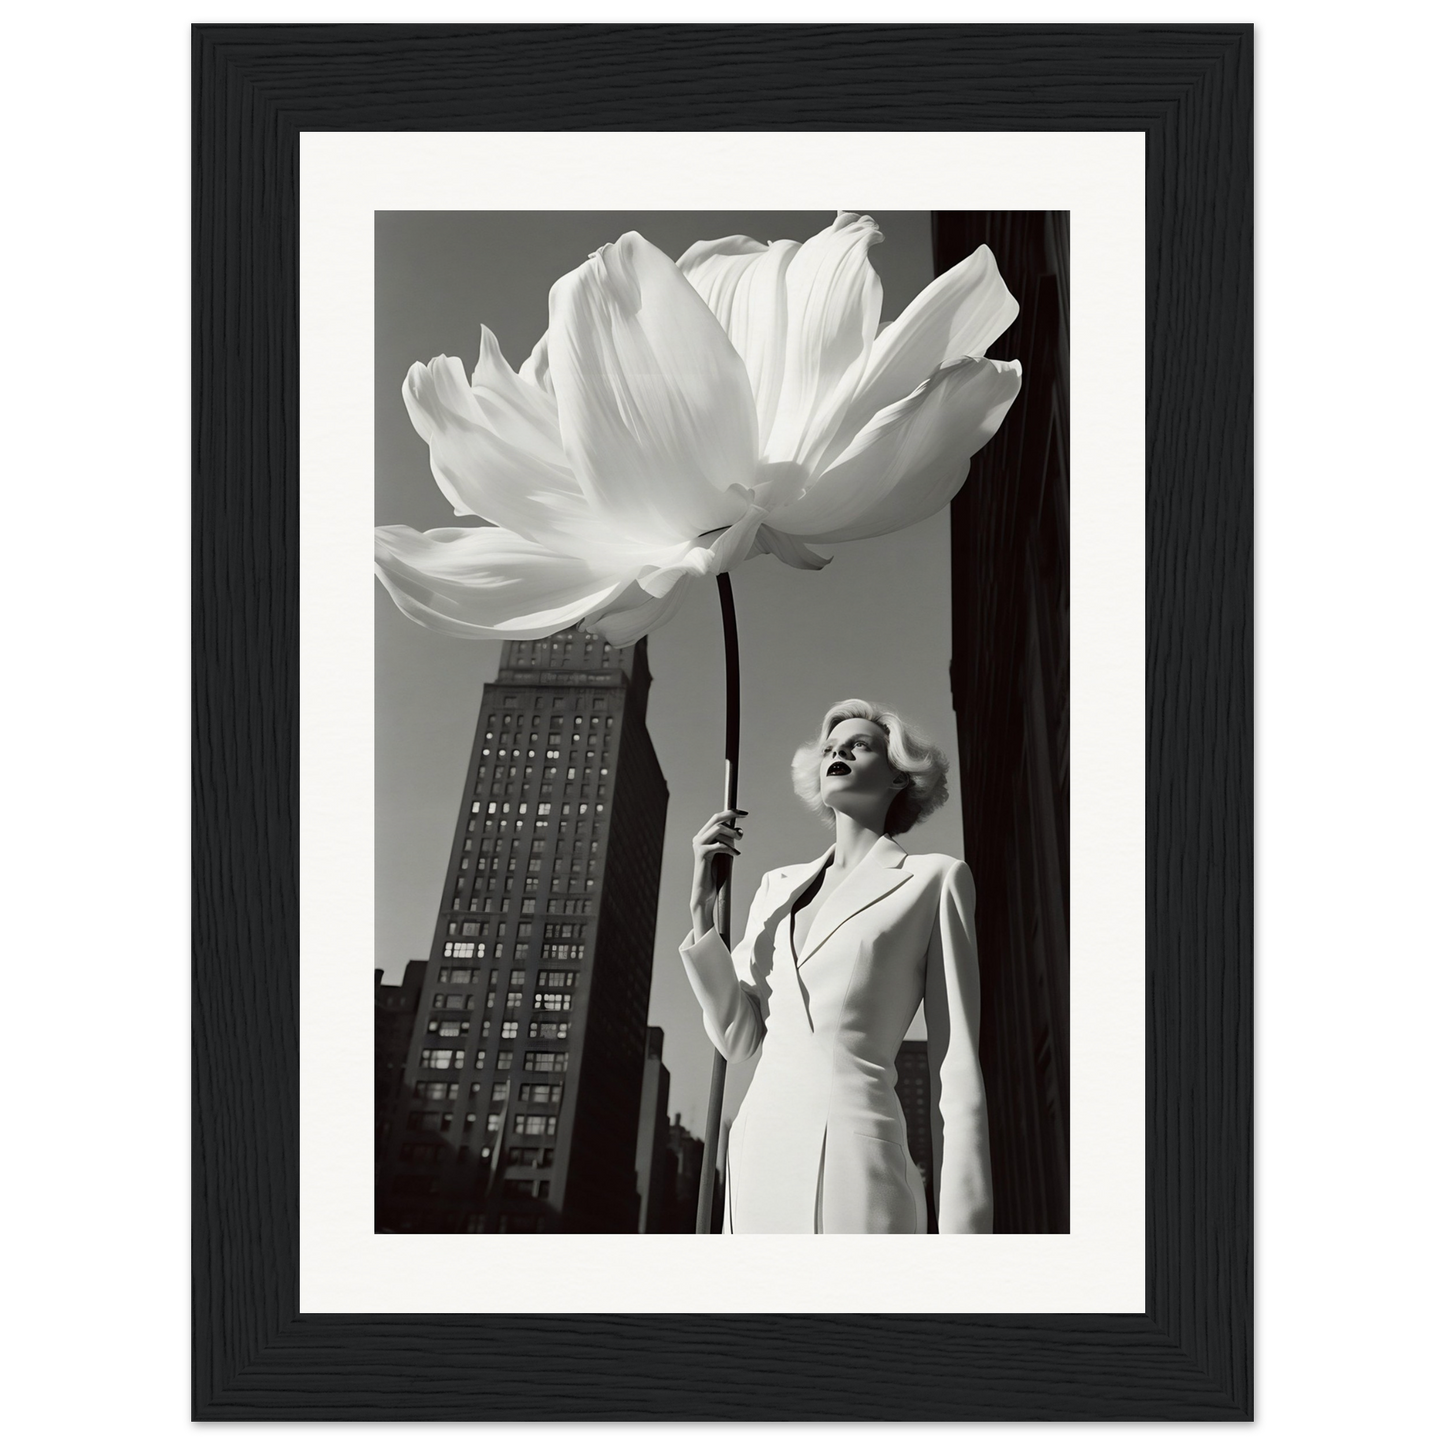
527, 1020, 570, 1041
523, 1050, 569, 1073
501, 1020, 518, 1038
419, 1048, 461, 1070
413, 1080, 458, 1101
491, 1081, 509, 1102
497, 1049, 513, 1071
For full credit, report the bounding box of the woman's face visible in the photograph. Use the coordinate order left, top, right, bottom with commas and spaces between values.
818, 717, 903, 821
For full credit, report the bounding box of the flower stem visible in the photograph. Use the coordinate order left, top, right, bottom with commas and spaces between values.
695, 573, 740, 1233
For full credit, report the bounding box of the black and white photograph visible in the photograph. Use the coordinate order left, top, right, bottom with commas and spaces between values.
19, 5, 1445, 1436
370, 209, 1070, 1236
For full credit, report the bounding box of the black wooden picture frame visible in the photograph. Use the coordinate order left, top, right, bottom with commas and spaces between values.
193, 23, 1252, 1420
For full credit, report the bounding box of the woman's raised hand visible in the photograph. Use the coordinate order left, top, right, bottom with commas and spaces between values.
690, 808, 747, 939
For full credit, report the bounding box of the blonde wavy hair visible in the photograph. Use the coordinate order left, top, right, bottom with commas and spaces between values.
791, 699, 950, 836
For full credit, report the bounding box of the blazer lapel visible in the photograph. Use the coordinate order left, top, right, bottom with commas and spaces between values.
796, 835, 912, 967
772, 850, 835, 965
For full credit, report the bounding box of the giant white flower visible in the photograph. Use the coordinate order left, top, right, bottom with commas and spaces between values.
376, 212, 1022, 646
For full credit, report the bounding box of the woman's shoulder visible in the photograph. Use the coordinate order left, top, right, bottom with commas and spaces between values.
900, 848, 970, 877
900, 850, 975, 897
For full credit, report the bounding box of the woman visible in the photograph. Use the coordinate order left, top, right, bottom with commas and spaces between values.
680, 700, 992, 1234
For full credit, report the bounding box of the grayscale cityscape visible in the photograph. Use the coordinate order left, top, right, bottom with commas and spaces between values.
373, 624, 942, 1233
374, 211, 1070, 1235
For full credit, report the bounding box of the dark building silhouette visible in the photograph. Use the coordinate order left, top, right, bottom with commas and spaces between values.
376, 629, 669, 1233
936, 211, 1071, 1233
635, 1026, 672, 1233
375, 960, 426, 1166
661, 1113, 721, 1234
894, 1040, 939, 1233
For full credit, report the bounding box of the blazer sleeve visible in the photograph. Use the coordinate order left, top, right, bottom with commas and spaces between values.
678, 873, 774, 1062
924, 859, 993, 1233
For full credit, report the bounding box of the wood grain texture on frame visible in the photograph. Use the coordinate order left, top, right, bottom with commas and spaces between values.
193, 22, 1251, 1420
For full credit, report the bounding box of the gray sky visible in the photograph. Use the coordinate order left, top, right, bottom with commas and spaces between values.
376, 210, 965, 1134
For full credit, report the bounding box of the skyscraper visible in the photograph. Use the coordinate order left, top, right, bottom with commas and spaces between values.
377, 629, 669, 1233
893, 1039, 938, 1233
375, 960, 426, 1167
634, 1026, 672, 1233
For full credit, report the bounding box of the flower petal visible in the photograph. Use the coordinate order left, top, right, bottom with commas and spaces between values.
402, 353, 594, 551
375, 523, 628, 640
518, 331, 552, 395
548, 231, 759, 545
767, 358, 1022, 542
634, 499, 770, 598
678, 234, 798, 451
834, 244, 1019, 457
752, 524, 832, 571
764, 212, 884, 475
585, 578, 694, 648
470, 324, 560, 443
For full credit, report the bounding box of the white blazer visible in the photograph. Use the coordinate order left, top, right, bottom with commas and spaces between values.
679, 833, 992, 1234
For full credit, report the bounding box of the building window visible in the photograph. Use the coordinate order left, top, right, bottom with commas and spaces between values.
536, 970, 577, 988
496, 1049, 513, 1071
490, 1081, 509, 1102
461, 921, 480, 937
513, 1114, 559, 1137
505, 989, 524, 1009
501, 1020, 519, 1039
438, 965, 479, 982
442, 942, 477, 960
533, 992, 572, 1013
527, 1020, 570, 1041
412, 1080, 459, 1101
523, 1050, 568, 1073
473, 1051, 487, 1070
432, 993, 474, 1010
519, 1083, 563, 1104
543, 922, 584, 941
486, 1113, 502, 1133
540, 943, 586, 961
419, 1048, 461, 1070
427, 1018, 470, 1038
